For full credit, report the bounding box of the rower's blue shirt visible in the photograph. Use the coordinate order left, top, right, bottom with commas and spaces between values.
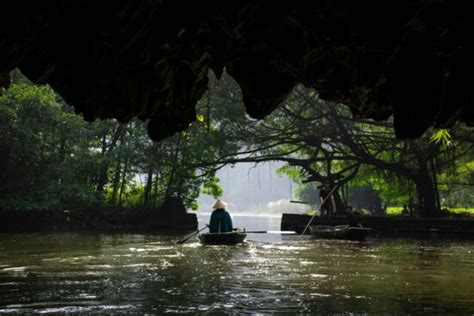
209, 208, 233, 233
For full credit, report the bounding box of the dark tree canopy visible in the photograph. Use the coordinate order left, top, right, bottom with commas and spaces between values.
1, 1, 472, 141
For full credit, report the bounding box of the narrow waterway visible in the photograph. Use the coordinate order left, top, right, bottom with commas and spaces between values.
0, 215, 473, 314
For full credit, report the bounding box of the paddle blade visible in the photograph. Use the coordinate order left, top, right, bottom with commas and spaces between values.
267, 230, 297, 235
176, 231, 198, 244
176, 225, 209, 244
290, 200, 308, 204
245, 231, 297, 235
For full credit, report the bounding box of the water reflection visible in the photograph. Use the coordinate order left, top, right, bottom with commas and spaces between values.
0, 232, 473, 314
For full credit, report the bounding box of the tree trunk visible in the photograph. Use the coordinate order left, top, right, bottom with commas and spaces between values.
144, 143, 159, 208
414, 163, 441, 217
0, 151, 12, 191
95, 124, 126, 200
341, 182, 348, 205
95, 133, 109, 200
430, 158, 442, 212
58, 134, 67, 162
152, 172, 160, 209
164, 137, 181, 199
118, 157, 129, 207
111, 156, 122, 205
143, 164, 153, 207
332, 189, 346, 215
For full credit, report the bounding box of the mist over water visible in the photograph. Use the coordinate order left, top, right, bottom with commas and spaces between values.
197, 162, 309, 215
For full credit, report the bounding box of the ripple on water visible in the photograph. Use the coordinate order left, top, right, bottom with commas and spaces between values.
309, 274, 328, 278
128, 247, 147, 252
85, 264, 113, 269
182, 242, 200, 248
299, 261, 315, 265
3, 266, 28, 272
122, 263, 152, 268
310, 293, 331, 297
1, 234, 474, 314
261, 245, 308, 251
34, 304, 137, 314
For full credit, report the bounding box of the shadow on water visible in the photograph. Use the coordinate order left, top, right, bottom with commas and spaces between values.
0, 218, 473, 314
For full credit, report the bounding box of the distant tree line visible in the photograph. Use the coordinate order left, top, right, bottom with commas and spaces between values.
0, 70, 472, 217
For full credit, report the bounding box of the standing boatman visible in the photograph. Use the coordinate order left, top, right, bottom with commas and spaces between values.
319, 181, 336, 218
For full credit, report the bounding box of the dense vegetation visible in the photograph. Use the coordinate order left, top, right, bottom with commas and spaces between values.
0, 71, 231, 214
0, 71, 472, 217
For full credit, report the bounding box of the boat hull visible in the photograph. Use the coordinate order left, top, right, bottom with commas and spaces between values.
199, 231, 247, 245
310, 225, 371, 241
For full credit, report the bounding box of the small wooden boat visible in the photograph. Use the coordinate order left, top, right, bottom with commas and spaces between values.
199, 231, 247, 245
310, 225, 371, 241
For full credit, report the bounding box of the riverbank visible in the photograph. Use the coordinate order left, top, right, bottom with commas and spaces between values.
281, 214, 474, 237
0, 209, 197, 234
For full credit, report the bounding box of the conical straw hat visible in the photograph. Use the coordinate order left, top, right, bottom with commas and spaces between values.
212, 199, 228, 209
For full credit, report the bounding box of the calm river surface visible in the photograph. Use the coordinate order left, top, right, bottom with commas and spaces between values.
0, 215, 473, 314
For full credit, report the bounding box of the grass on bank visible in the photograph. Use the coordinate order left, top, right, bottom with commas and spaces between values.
386, 207, 474, 215
307, 207, 474, 216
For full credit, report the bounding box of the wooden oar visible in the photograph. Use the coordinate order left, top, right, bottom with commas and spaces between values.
290, 200, 308, 204
176, 224, 209, 244
245, 230, 297, 235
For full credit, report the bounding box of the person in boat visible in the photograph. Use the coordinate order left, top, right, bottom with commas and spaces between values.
345, 205, 363, 228
319, 181, 336, 218
209, 199, 234, 233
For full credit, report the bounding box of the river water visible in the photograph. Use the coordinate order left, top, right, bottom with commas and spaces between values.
0, 215, 473, 314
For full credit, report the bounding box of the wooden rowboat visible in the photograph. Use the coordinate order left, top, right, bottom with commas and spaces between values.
199, 231, 247, 245
310, 225, 371, 241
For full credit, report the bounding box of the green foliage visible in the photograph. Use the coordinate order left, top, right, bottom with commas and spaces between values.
430, 129, 453, 146
0, 70, 231, 213
0, 77, 100, 210
196, 114, 205, 122
276, 165, 301, 181
446, 207, 474, 214
386, 207, 403, 215
1, 70, 472, 219
293, 182, 320, 206
349, 167, 411, 207
201, 176, 223, 198
0, 194, 60, 212
436, 152, 474, 208
211, 81, 473, 215
387, 206, 474, 215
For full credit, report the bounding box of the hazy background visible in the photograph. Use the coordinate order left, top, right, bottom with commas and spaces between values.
197, 162, 309, 215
